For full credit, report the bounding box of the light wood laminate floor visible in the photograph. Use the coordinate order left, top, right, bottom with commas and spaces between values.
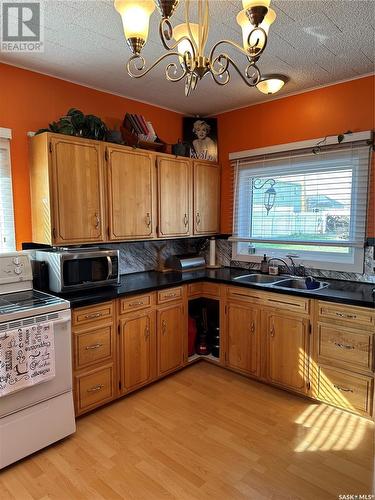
0, 362, 373, 500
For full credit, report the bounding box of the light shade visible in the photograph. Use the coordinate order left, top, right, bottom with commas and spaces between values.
256, 75, 288, 94
174, 23, 199, 59
242, 0, 271, 9
236, 8, 276, 50
114, 0, 155, 45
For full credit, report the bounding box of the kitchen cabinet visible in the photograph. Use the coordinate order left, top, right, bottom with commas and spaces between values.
157, 303, 185, 375
157, 156, 192, 237
119, 309, 156, 393
265, 311, 310, 394
30, 133, 106, 245
72, 301, 116, 415
193, 161, 220, 235
226, 302, 259, 377
30, 133, 221, 245
107, 147, 156, 240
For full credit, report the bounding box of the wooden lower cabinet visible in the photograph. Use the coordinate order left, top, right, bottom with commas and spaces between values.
265, 311, 310, 395
119, 310, 156, 393
157, 303, 185, 376
226, 302, 259, 377
74, 364, 115, 415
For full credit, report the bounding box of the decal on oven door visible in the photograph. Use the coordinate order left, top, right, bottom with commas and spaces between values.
0, 322, 55, 397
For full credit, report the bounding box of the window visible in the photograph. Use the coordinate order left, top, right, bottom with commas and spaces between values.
232, 139, 371, 272
0, 129, 16, 252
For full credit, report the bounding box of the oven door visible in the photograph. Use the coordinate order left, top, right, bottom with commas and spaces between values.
61, 253, 118, 290
0, 309, 72, 418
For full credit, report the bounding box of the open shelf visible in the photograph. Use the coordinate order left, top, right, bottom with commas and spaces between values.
188, 297, 220, 362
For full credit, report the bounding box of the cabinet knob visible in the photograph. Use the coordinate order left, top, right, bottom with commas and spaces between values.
196, 212, 201, 225
270, 326, 275, 337
250, 321, 255, 333
144, 326, 150, 340
162, 320, 167, 335
183, 214, 188, 227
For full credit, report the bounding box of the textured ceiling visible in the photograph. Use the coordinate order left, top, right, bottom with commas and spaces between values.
0, 0, 374, 115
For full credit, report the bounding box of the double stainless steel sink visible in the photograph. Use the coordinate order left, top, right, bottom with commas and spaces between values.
233, 273, 329, 292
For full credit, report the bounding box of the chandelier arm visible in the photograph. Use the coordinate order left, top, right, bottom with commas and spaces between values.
210, 53, 261, 87
127, 51, 189, 79
185, 0, 199, 55
208, 39, 252, 65
158, 18, 197, 60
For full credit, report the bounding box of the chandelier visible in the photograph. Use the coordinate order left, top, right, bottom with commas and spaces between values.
114, 0, 279, 96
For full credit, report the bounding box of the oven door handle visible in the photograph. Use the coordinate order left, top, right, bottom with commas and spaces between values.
107, 256, 113, 280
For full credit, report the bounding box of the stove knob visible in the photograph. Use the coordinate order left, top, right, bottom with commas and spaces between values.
14, 267, 22, 275
13, 257, 20, 265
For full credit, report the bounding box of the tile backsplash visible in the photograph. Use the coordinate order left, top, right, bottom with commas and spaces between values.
104, 237, 375, 284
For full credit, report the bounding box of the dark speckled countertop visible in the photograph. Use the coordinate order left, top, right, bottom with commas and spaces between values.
58, 267, 375, 309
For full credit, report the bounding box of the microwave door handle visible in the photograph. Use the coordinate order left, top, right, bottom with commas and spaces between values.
106, 256, 113, 279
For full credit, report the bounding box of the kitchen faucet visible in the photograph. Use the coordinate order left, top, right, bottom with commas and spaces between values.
268, 255, 305, 276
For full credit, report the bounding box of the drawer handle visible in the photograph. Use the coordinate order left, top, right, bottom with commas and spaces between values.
129, 301, 144, 307
85, 343, 103, 350
335, 312, 357, 319
334, 342, 355, 350
84, 313, 102, 320
334, 384, 354, 393
87, 384, 104, 393
164, 293, 177, 298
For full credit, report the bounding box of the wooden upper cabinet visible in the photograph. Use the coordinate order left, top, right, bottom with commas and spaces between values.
119, 310, 156, 393
193, 161, 220, 234
50, 137, 105, 244
157, 157, 192, 237
107, 147, 156, 240
266, 311, 310, 394
226, 302, 259, 377
157, 303, 184, 376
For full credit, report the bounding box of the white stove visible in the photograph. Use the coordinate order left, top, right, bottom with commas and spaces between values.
0, 252, 76, 469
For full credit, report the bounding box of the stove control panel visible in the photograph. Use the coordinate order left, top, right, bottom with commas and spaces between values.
0, 252, 33, 292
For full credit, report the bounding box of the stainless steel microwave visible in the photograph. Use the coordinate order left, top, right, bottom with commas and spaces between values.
35, 248, 120, 293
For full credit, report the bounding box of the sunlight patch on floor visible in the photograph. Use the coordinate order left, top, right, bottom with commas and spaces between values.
294, 403, 373, 452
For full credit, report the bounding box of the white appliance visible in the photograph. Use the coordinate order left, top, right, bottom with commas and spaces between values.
0, 252, 76, 469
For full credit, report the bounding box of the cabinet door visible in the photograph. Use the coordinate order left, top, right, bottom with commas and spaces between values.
157, 304, 184, 375
157, 157, 191, 237
107, 148, 156, 239
120, 310, 155, 393
50, 137, 105, 244
226, 303, 259, 376
266, 312, 309, 394
193, 162, 220, 234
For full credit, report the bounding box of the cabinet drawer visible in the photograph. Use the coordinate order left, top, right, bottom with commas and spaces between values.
74, 325, 113, 370
75, 364, 114, 414
318, 301, 375, 330
188, 283, 202, 297
157, 286, 183, 304
317, 323, 373, 372
73, 301, 113, 328
316, 365, 373, 417
120, 293, 153, 314
264, 292, 310, 314
227, 286, 264, 304
202, 282, 221, 297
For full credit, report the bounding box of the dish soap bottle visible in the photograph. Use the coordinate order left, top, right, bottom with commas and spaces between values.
260, 254, 269, 274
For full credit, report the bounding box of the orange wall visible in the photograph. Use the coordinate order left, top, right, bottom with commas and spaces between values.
217, 75, 375, 236
0, 63, 182, 248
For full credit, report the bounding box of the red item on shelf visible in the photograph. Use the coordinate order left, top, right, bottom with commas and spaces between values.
188, 316, 197, 356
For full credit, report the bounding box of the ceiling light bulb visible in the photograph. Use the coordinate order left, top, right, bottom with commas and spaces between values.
256, 75, 288, 94
174, 23, 199, 60
114, 0, 155, 53
237, 8, 276, 50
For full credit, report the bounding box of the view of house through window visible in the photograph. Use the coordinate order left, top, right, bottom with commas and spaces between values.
0, 136, 16, 252
232, 143, 370, 272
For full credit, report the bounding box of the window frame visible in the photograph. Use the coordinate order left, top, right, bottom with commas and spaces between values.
0, 128, 16, 253
230, 132, 371, 274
